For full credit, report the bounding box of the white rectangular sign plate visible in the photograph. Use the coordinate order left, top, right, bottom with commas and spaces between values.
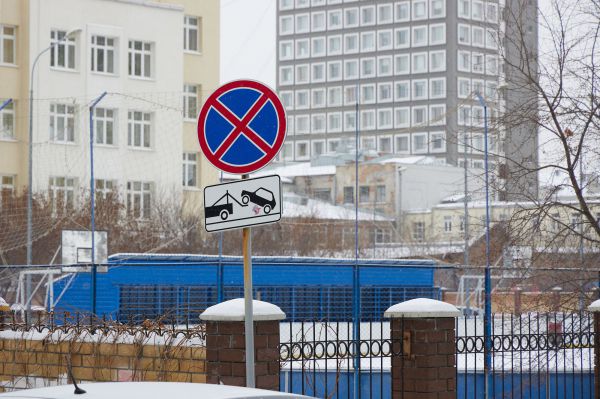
204, 175, 282, 232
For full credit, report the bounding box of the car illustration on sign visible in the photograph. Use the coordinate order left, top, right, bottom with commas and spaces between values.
205, 191, 245, 220
241, 188, 277, 214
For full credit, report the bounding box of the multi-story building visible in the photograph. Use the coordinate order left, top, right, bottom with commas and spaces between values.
0, 0, 219, 221
275, 0, 538, 200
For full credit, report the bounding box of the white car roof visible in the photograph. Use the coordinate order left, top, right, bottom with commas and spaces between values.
0, 382, 313, 399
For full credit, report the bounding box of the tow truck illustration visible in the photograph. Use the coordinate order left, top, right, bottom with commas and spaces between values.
205, 187, 277, 220
205, 190, 246, 220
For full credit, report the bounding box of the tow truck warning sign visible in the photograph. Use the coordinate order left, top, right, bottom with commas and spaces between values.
203, 175, 282, 232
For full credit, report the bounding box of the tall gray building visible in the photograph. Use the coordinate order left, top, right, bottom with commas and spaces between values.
275, 0, 539, 200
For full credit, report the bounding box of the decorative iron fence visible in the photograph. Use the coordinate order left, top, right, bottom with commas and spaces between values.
456, 312, 595, 399
279, 320, 402, 399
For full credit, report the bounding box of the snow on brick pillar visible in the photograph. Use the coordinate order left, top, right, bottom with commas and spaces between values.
0, 297, 9, 330
200, 298, 285, 390
385, 298, 461, 399
587, 299, 600, 399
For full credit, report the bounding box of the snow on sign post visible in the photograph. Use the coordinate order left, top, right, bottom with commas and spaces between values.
197, 80, 286, 389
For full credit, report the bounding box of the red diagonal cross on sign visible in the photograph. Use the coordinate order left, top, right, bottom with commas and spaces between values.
197, 80, 287, 175
211, 95, 273, 160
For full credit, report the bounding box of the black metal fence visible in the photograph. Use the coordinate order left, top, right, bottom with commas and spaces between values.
456, 312, 595, 399
279, 320, 402, 399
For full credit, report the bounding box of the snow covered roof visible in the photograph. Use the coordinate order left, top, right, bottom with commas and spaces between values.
588, 299, 600, 312
377, 156, 437, 165
283, 196, 393, 221
200, 298, 286, 321
384, 298, 460, 318
224, 162, 335, 181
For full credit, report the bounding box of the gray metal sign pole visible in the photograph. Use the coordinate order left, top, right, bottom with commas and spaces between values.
242, 174, 255, 388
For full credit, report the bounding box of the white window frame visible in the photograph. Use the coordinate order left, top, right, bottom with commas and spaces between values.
361, 136, 376, 151
429, 104, 446, 126
50, 103, 75, 143
128, 40, 152, 79
281, 91, 294, 110
360, 31, 376, 52
296, 115, 310, 134
394, 27, 410, 49
486, 3, 498, 23
344, 59, 359, 79
411, 52, 428, 74
184, 15, 201, 52
279, 66, 294, 86
472, 52, 484, 74
458, 77, 471, 98
360, 5, 376, 26
328, 138, 341, 154
486, 54, 498, 76
472, 26, 485, 48
458, 0, 470, 18
412, 79, 428, 100
279, 40, 294, 61
377, 82, 393, 103
458, 24, 471, 45
429, 23, 446, 45
328, 9, 343, 30
360, 109, 376, 131
430, 77, 446, 99
327, 86, 342, 106
296, 38, 310, 59
486, 28, 498, 49
328, 35, 342, 56
296, 0, 310, 8
395, 54, 410, 75
412, 25, 428, 47
91, 35, 116, 74
430, 0, 446, 18
344, 85, 357, 105
378, 136, 392, 154
182, 152, 197, 187
0, 25, 16, 65
279, 0, 294, 10
311, 88, 326, 108
312, 11, 326, 32
344, 111, 357, 132
279, 15, 294, 35
295, 13, 310, 34
344, 7, 359, 28
295, 64, 310, 84
311, 36, 326, 57
94, 107, 116, 145
412, 106, 428, 127
327, 60, 343, 81
183, 84, 199, 121
395, 2, 410, 22
280, 142, 293, 161
429, 50, 446, 72
395, 80, 410, 102
394, 107, 410, 128
312, 140, 326, 157
50, 29, 77, 70
127, 181, 153, 219
429, 131, 447, 153
377, 29, 393, 51
412, 0, 428, 20
295, 141, 310, 160
327, 112, 342, 133
378, 108, 393, 130
295, 89, 310, 109
49, 176, 76, 214
360, 84, 376, 104
311, 62, 325, 83
377, 56, 393, 77
312, 113, 326, 133
472, 0, 484, 21
378, 3, 394, 24
458, 50, 471, 72
360, 57, 376, 78
127, 111, 152, 148
412, 132, 428, 153
0, 101, 15, 139
395, 134, 410, 154
344, 33, 359, 54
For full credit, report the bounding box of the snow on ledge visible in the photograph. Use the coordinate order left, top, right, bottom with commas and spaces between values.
384, 298, 461, 318
588, 299, 600, 312
200, 298, 286, 322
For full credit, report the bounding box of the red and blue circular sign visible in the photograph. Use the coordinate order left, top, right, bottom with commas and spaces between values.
197, 80, 287, 175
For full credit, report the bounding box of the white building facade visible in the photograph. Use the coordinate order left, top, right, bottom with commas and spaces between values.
29, 0, 184, 217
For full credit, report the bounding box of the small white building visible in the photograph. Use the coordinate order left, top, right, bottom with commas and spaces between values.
30, 0, 184, 217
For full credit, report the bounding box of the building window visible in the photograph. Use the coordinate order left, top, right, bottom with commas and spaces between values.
296, 64, 309, 84
412, 132, 428, 153
458, 51, 471, 72
430, 0, 446, 18
458, 78, 471, 98
458, 24, 470, 45
312, 11, 326, 32
379, 136, 392, 153
280, 16, 294, 35
50, 30, 76, 70
412, 26, 428, 47
344, 111, 357, 131
444, 216, 452, 233
0, 175, 15, 206
95, 179, 116, 199
128, 40, 152, 78
378, 82, 393, 103
361, 58, 376, 78
430, 78, 446, 98
359, 186, 370, 203
296, 115, 309, 134
182, 153, 197, 187
412, 80, 428, 100
472, 53, 484, 73
472, 27, 484, 47
378, 4, 393, 24
127, 181, 152, 219
1, 25, 16, 65
412, 53, 427, 73
295, 90, 309, 109
430, 131, 446, 152
184, 16, 201, 52
344, 59, 359, 79
327, 87, 342, 106
394, 54, 410, 75
327, 113, 342, 132
50, 103, 75, 143
311, 37, 325, 57
127, 111, 151, 148
486, 55, 498, 75
395, 2, 410, 21
328, 139, 340, 153
360, 32, 376, 52
413, 221, 425, 241
343, 186, 354, 204
279, 66, 294, 85
429, 105, 446, 126
296, 141, 309, 160
49, 177, 76, 214
328, 9, 343, 29
429, 24, 446, 45
94, 107, 115, 145
328, 61, 342, 81
487, 3, 498, 22
361, 84, 376, 104
296, 39, 310, 59
412, 106, 427, 126
360, 110, 376, 130
91, 35, 116, 74
378, 108, 393, 129
312, 141, 325, 157
459, 216, 465, 232
486, 29, 498, 49
395, 134, 410, 153
395, 81, 410, 101
345, 8, 359, 27
394, 28, 410, 49
312, 88, 326, 108
378, 56, 393, 76
281, 91, 294, 110
344, 33, 359, 54
413, 0, 427, 20
378, 30, 393, 50
0, 101, 14, 139
279, 41, 293, 60
281, 142, 293, 160
360, 6, 376, 25
344, 86, 357, 106
458, 0, 470, 18
395, 107, 410, 128
183, 84, 200, 121
429, 50, 446, 72
328, 36, 342, 55
472, 0, 484, 20
312, 114, 326, 133
280, 0, 294, 10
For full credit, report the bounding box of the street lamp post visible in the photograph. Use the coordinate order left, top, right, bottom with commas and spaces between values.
26, 28, 82, 319
474, 92, 491, 399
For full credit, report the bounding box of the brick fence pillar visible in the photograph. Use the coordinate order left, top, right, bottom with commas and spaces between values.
385, 298, 460, 399
587, 300, 600, 399
0, 297, 9, 330
200, 298, 285, 391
